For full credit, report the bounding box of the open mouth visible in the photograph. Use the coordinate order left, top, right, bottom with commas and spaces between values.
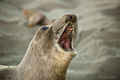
58, 23, 74, 51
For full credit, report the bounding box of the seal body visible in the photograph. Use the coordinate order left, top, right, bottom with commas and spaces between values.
0, 14, 78, 80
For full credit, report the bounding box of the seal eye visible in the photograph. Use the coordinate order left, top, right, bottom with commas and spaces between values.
41, 26, 48, 30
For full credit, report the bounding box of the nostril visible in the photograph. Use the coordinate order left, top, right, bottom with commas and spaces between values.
69, 15, 73, 20
65, 14, 77, 22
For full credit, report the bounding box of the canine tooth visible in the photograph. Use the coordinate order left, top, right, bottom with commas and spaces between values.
71, 31, 74, 37
70, 28, 73, 31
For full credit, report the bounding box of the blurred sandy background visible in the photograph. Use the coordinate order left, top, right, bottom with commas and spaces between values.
0, 0, 120, 80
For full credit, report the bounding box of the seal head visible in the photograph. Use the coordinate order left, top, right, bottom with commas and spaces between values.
35, 14, 77, 55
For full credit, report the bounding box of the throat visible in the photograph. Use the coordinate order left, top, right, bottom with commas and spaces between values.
60, 37, 71, 50
17, 48, 71, 80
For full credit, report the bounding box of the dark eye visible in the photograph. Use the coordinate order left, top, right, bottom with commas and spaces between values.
41, 26, 48, 30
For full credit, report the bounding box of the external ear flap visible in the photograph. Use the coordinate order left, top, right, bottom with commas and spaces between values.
23, 8, 45, 27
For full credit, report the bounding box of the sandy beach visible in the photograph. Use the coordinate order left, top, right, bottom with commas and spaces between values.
0, 0, 120, 80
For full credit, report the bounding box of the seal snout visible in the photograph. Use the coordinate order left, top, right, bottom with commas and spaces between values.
52, 14, 78, 51
64, 14, 77, 23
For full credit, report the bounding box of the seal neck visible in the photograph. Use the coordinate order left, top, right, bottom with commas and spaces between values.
16, 38, 75, 80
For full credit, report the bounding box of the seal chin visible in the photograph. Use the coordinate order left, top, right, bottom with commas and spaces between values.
57, 23, 76, 52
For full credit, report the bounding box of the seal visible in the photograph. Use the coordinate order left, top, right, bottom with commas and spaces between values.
23, 8, 55, 27
0, 14, 78, 80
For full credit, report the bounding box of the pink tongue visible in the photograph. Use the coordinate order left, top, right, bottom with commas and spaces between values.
61, 40, 69, 50
64, 42, 69, 50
